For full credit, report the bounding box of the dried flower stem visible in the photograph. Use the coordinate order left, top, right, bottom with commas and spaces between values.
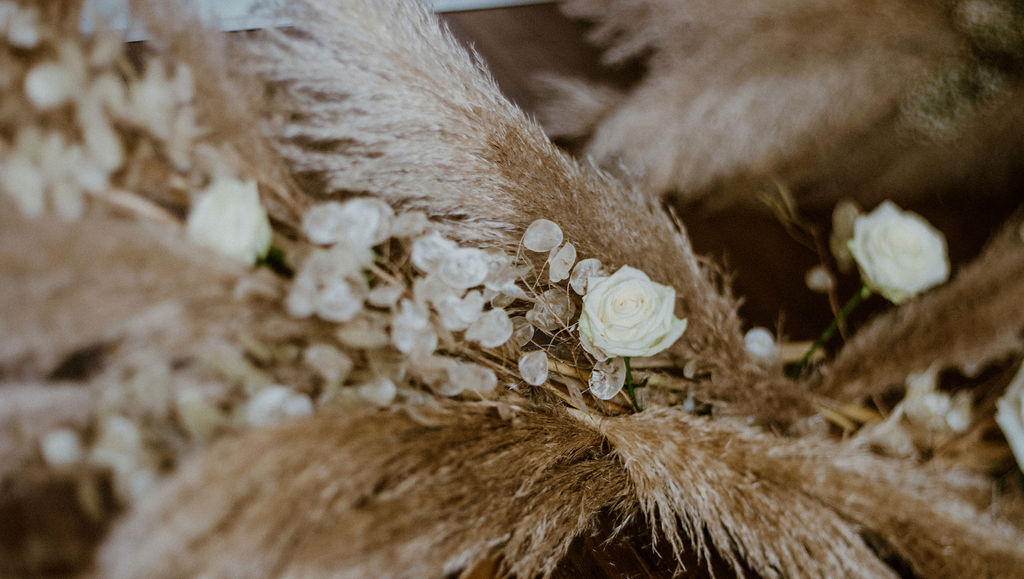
789, 285, 872, 378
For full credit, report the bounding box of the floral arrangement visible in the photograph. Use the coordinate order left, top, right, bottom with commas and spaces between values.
3, 1, 1024, 577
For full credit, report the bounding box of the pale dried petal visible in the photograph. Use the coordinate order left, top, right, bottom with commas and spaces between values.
0, 155, 46, 217
6, 5, 40, 48
510, 316, 535, 348
175, 388, 227, 442
411, 232, 457, 273
392, 299, 437, 357
243, 386, 313, 427
589, 358, 626, 400
518, 350, 549, 385
439, 247, 489, 289
548, 242, 577, 282
569, 258, 602, 295
804, 266, 835, 293
414, 273, 458, 307
315, 278, 365, 323
304, 344, 353, 386
437, 290, 484, 331
526, 288, 576, 331
448, 362, 498, 393
744, 327, 779, 366
25, 62, 75, 109
335, 315, 390, 349
523, 219, 563, 252
40, 428, 84, 468
367, 283, 404, 308
466, 307, 514, 348
356, 378, 397, 407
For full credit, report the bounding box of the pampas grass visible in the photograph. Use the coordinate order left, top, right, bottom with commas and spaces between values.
541, 0, 1024, 210
2, 0, 1024, 577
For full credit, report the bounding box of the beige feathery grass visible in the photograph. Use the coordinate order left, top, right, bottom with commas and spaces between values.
2, 0, 1024, 577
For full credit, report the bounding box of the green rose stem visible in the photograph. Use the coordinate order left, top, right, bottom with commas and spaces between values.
624, 357, 641, 412
788, 284, 872, 379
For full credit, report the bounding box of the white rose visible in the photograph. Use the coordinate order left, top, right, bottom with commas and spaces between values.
847, 201, 949, 304
578, 265, 687, 361
186, 178, 272, 264
996, 364, 1024, 472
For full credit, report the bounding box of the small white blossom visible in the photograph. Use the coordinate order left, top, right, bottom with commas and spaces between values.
518, 350, 549, 385
578, 266, 687, 361
522, 219, 563, 252
589, 357, 626, 400
848, 201, 949, 304
744, 327, 779, 366
186, 178, 272, 264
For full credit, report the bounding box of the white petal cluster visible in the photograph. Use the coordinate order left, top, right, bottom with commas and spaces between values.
287, 245, 370, 322
848, 201, 950, 304
186, 178, 272, 264
0, 22, 234, 224
578, 266, 688, 361
242, 386, 314, 427
303, 198, 394, 249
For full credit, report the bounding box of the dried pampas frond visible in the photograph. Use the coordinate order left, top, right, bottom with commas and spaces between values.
99, 404, 1024, 578
543, 0, 1024, 209
234, 0, 795, 413
3, 0, 1024, 577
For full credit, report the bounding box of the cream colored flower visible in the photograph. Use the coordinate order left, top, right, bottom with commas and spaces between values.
578, 265, 687, 361
848, 201, 949, 304
996, 363, 1024, 471
186, 178, 272, 264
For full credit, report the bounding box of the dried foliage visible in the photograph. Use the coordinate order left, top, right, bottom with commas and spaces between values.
99, 404, 1024, 578
542, 0, 1024, 209
1, 0, 1024, 578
